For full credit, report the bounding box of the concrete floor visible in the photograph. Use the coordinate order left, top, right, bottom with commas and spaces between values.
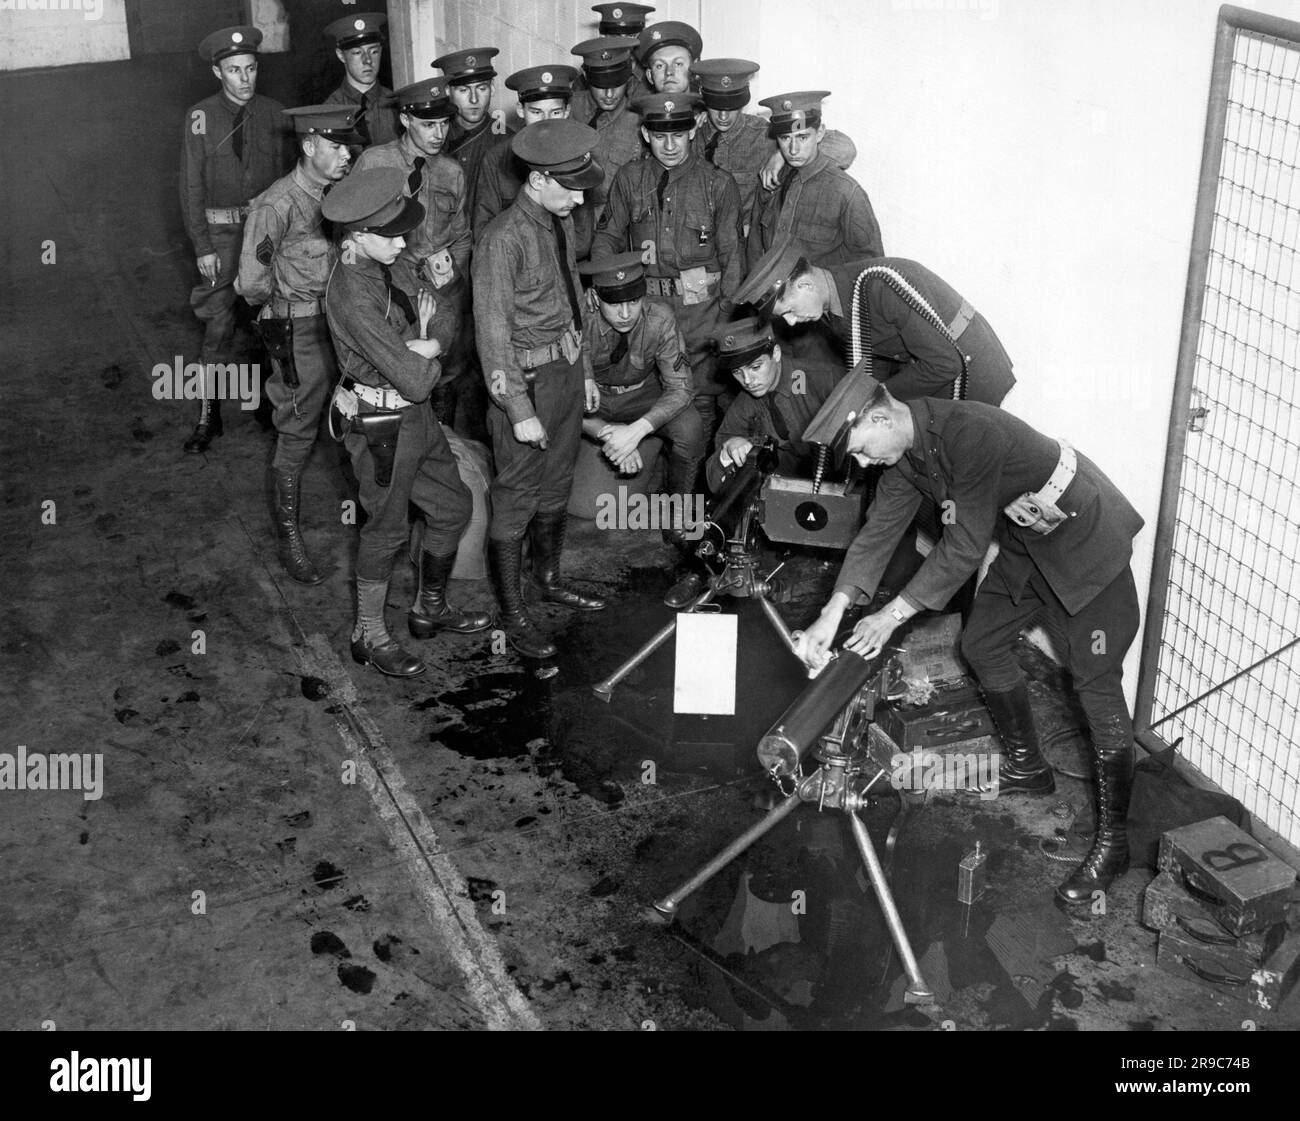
2, 55, 1297, 1034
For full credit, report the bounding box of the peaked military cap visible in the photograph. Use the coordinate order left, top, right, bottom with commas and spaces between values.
324, 12, 386, 50
759, 90, 830, 135
571, 36, 639, 88
321, 166, 424, 236
714, 317, 777, 370
692, 58, 760, 111
282, 104, 363, 143
512, 119, 604, 189
392, 77, 454, 120
802, 359, 885, 468
631, 91, 703, 131
593, 3, 655, 36
578, 251, 648, 301
505, 65, 579, 103
199, 26, 261, 63
636, 20, 703, 65
734, 234, 811, 316
433, 46, 499, 84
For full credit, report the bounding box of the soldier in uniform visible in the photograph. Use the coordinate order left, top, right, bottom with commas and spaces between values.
475, 120, 608, 660
636, 20, 703, 95
354, 78, 473, 428
746, 91, 882, 271
322, 12, 397, 149
235, 105, 359, 585
737, 235, 1017, 406
324, 167, 491, 678
473, 66, 587, 246
179, 26, 289, 453
435, 46, 502, 216
592, 92, 743, 439
569, 36, 645, 206
575, 251, 702, 505
795, 382, 1144, 905
691, 60, 858, 228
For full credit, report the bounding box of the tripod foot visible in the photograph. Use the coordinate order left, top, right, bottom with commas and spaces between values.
647, 901, 676, 924
592, 684, 613, 704
904, 985, 936, 1006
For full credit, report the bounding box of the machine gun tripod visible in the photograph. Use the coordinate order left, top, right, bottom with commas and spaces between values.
650, 646, 936, 1007
592, 440, 797, 703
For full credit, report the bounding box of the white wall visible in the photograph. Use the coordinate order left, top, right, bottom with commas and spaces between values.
701, 0, 1300, 702
0, 0, 129, 69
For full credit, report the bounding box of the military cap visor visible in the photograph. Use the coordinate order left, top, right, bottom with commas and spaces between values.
632, 92, 702, 131
433, 47, 499, 84
578, 251, 647, 301
734, 235, 809, 315
571, 36, 638, 87
512, 119, 604, 189
715, 317, 777, 370
200, 26, 262, 63
325, 13, 386, 49
636, 20, 704, 65
802, 360, 883, 469
283, 104, 363, 143
322, 167, 425, 236
393, 78, 454, 119
594, 3, 656, 35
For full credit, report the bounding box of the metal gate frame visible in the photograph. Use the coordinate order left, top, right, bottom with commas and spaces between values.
1134, 4, 1300, 867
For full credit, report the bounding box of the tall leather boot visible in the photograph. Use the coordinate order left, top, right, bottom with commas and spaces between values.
527, 511, 605, 611
408, 550, 493, 638
1057, 739, 1133, 903
271, 467, 324, 585
351, 577, 425, 677
489, 537, 557, 659
983, 681, 1056, 794
183, 397, 223, 454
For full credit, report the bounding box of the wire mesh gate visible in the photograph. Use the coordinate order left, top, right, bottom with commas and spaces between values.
1135, 5, 1300, 851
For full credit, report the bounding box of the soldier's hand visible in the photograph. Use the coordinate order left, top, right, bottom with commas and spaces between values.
584, 379, 601, 413
719, 436, 754, 469
843, 610, 898, 661
197, 253, 220, 285
601, 419, 651, 464
793, 613, 838, 678
405, 338, 442, 359
416, 289, 436, 337
760, 150, 785, 191
513, 417, 549, 449
616, 448, 644, 475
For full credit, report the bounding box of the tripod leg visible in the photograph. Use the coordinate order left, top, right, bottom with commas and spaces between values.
847, 811, 934, 1005
652, 791, 802, 920
755, 590, 797, 655
592, 586, 717, 702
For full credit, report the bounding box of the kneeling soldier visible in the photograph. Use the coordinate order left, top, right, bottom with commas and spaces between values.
576, 250, 704, 515
324, 168, 491, 678
795, 383, 1144, 904
237, 104, 359, 585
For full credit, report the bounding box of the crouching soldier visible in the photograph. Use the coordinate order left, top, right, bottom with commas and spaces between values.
237, 104, 359, 584
577, 250, 704, 526
323, 168, 491, 677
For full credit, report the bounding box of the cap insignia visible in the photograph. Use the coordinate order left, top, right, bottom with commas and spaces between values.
616, 270, 626, 280
724, 335, 735, 347
781, 99, 792, 111
542, 70, 553, 83
354, 19, 365, 31
663, 99, 674, 111
720, 76, 732, 88
613, 7, 623, 17
466, 55, 476, 65
232, 31, 243, 43
600, 50, 611, 60
652, 30, 661, 40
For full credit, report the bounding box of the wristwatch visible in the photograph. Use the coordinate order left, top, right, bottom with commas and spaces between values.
889, 606, 908, 624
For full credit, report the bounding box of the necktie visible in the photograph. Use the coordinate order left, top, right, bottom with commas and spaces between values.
356, 91, 373, 147
764, 395, 791, 441
232, 104, 248, 162
778, 165, 798, 210
381, 265, 417, 326
609, 329, 629, 369
655, 167, 670, 213
588, 107, 603, 128
703, 130, 721, 164
551, 216, 583, 330
407, 156, 425, 198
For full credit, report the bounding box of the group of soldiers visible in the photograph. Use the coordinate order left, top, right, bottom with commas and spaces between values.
178, 6, 1144, 908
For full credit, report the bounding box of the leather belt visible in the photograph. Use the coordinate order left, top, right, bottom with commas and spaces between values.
1003, 441, 1078, 535
597, 378, 648, 396
946, 299, 976, 341
515, 326, 581, 371
643, 276, 683, 297
205, 206, 250, 225
341, 377, 413, 411
269, 297, 324, 318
